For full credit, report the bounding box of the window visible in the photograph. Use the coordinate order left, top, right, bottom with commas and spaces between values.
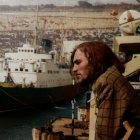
48, 70, 52, 74
41, 59, 46, 62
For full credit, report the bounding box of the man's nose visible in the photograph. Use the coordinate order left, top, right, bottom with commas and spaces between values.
72, 64, 78, 72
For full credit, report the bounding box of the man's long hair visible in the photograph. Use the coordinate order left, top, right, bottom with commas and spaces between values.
70, 41, 125, 82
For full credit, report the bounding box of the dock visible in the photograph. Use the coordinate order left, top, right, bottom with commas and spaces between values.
32, 117, 89, 140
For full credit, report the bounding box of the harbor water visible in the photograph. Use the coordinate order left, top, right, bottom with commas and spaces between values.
0, 93, 89, 140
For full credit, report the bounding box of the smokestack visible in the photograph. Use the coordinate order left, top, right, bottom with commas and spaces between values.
41, 39, 52, 53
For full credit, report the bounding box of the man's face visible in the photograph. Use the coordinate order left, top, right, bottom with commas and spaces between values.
72, 49, 90, 84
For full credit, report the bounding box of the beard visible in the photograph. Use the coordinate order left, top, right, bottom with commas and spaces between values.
74, 75, 93, 87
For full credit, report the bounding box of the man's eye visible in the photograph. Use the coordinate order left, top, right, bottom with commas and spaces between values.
75, 60, 81, 65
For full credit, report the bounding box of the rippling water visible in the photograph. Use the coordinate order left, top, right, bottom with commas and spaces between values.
0, 93, 88, 140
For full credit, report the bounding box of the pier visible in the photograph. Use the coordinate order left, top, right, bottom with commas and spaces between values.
32, 105, 90, 140
32, 117, 89, 140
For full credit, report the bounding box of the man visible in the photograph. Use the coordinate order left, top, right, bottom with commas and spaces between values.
70, 41, 140, 140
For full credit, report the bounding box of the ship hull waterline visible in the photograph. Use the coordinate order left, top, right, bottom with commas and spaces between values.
0, 84, 86, 113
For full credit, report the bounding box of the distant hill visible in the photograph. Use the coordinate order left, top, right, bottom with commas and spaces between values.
0, 3, 139, 12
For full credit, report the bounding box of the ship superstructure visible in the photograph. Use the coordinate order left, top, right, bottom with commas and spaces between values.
0, 43, 72, 88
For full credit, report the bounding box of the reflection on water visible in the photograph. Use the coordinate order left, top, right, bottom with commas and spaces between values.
0, 93, 88, 140
0, 103, 70, 140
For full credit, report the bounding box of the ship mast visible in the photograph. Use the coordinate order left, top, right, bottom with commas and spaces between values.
33, 0, 39, 46
60, 2, 66, 64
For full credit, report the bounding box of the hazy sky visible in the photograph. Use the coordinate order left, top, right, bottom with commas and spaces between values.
0, 0, 138, 6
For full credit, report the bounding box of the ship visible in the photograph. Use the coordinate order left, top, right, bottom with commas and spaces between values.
0, 4, 88, 113
0, 39, 86, 113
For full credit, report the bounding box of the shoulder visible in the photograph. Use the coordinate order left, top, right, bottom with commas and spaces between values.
94, 65, 122, 87
93, 65, 135, 99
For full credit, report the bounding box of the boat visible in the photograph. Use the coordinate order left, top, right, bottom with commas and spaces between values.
0, 3, 88, 113
0, 40, 86, 113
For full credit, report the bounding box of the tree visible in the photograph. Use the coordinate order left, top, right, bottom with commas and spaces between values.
78, 1, 93, 8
